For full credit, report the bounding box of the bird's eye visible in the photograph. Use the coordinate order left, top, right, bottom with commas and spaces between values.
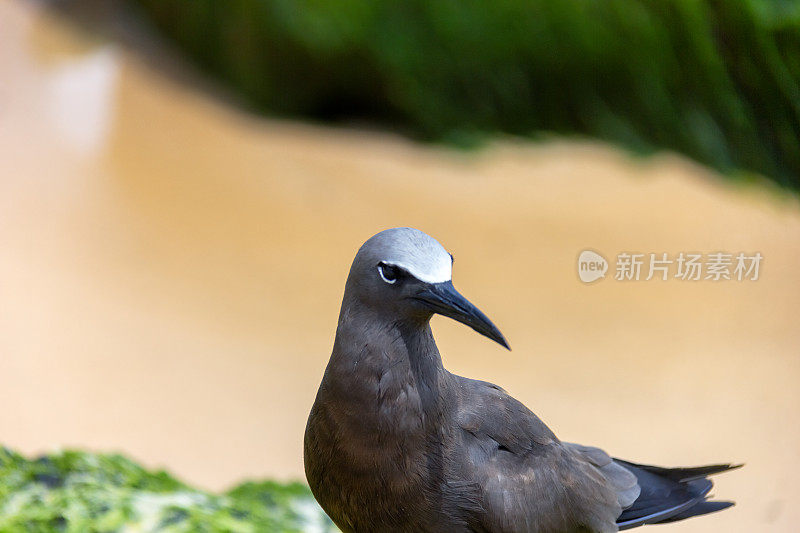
377, 263, 399, 284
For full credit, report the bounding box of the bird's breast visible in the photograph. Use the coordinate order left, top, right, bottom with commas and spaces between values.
305, 362, 452, 529
305, 396, 447, 532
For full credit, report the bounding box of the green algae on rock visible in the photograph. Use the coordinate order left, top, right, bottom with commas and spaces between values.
0, 447, 337, 532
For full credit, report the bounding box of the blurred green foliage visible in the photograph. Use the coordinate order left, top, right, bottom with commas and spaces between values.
0, 447, 336, 532
131, 0, 800, 188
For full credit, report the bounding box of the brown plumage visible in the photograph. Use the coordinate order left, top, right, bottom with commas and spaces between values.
304, 228, 739, 532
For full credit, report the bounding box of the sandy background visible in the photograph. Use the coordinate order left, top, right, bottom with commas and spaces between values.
2, 2, 800, 531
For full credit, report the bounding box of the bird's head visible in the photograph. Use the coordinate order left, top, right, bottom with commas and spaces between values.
344, 227, 509, 349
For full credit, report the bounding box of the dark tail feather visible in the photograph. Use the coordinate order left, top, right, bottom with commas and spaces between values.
658, 500, 735, 523
619, 461, 743, 483
615, 461, 741, 530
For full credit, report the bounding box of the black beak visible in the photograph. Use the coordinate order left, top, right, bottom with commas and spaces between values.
415, 281, 510, 350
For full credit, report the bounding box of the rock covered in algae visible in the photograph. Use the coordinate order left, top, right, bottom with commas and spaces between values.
0, 447, 337, 532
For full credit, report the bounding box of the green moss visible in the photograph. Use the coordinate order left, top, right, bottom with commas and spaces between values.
0, 447, 336, 532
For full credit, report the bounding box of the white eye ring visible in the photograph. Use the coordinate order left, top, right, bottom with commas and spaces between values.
378, 264, 397, 284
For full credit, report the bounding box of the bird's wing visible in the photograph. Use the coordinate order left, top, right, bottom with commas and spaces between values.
565, 443, 641, 509
450, 377, 739, 531
452, 377, 628, 532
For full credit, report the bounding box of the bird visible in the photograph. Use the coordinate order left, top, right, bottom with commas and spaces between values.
304, 227, 740, 532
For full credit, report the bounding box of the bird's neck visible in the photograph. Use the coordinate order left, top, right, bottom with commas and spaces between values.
322, 301, 449, 430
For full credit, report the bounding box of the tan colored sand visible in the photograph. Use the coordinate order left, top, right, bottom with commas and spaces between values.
2, 2, 799, 531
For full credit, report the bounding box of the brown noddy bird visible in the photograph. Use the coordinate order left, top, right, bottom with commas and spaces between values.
305, 227, 740, 532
